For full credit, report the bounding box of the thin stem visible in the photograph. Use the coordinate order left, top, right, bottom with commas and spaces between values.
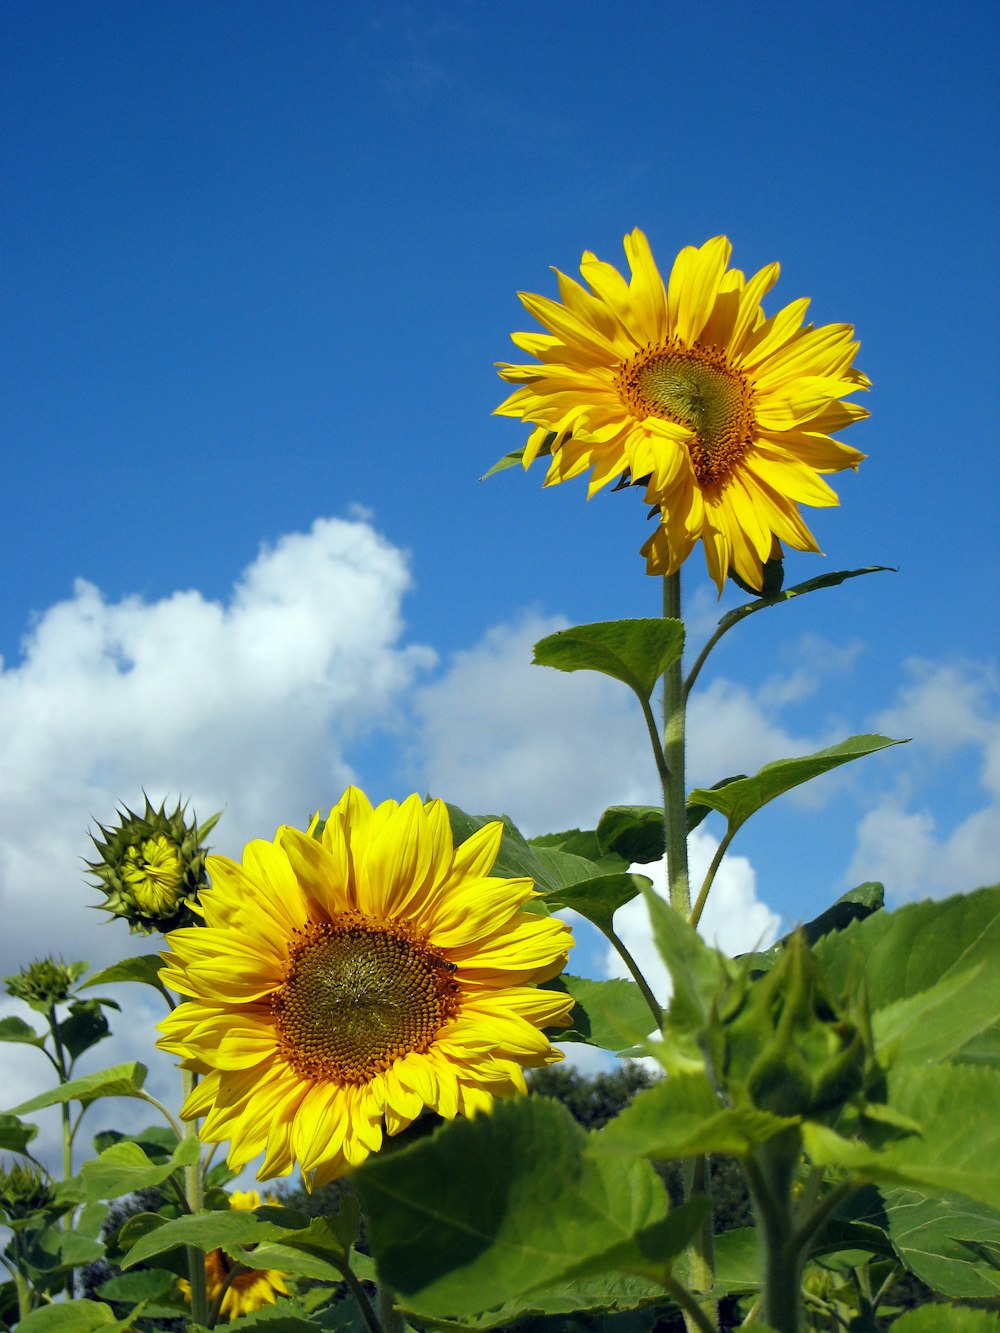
659, 1272, 717, 1333
788, 1178, 855, 1257
639, 694, 671, 790
205, 1259, 245, 1328
683, 618, 730, 704
688, 827, 734, 929
180, 1067, 208, 1324
661, 574, 691, 917
340, 1262, 383, 1333
136, 1089, 187, 1143
600, 925, 663, 1028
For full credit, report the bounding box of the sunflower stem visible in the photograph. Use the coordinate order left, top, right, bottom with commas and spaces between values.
661, 573, 717, 1332
341, 1263, 383, 1333
661, 574, 690, 917
377, 1279, 406, 1333
180, 1067, 208, 1324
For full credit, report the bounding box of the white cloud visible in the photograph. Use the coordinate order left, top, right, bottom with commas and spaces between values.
408, 612, 657, 835
603, 828, 781, 1005
847, 660, 1000, 900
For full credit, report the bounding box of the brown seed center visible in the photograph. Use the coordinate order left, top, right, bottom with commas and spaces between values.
271, 915, 460, 1085
616, 342, 756, 486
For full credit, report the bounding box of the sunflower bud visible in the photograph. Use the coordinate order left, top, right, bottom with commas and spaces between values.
87, 795, 221, 935
0, 1162, 56, 1225
4, 957, 85, 1013
719, 931, 876, 1123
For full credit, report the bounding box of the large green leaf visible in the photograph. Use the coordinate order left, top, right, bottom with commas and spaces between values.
872, 966, 997, 1065
14, 1303, 131, 1333
81, 1135, 199, 1203
447, 806, 591, 895
123, 1204, 309, 1268
9, 1062, 148, 1114
596, 806, 665, 864
591, 1072, 798, 1161
533, 620, 684, 703
741, 883, 884, 975
544, 873, 649, 935
97, 1269, 177, 1303
59, 999, 112, 1062
892, 1308, 1000, 1332
803, 1062, 1000, 1210
816, 885, 1000, 1018
687, 735, 904, 833
881, 1188, 1000, 1299
544, 975, 655, 1052
355, 1095, 670, 1320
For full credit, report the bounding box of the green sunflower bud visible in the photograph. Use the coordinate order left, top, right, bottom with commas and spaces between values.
721, 930, 877, 1124
87, 795, 222, 935
0, 1162, 56, 1225
4, 957, 86, 1013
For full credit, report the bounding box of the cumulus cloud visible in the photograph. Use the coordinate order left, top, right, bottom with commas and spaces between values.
0, 513, 435, 977
846, 660, 1000, 900
603, 828, 782, 1005
408, 611, 657, 835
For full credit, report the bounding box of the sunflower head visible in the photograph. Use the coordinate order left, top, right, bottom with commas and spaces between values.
4, 957, 85, 1013
87, 795, 221, 935
178, 1188, 290, 1320
157, 787, 574, 1188
496, 229, 869, 593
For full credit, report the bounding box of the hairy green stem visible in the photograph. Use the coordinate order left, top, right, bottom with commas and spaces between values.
689, 827, 735, 929
181, 1067, 208, 1324
661, 574, 691, 917
341, 1262, 383, 1333
747, 1129, 806, 1333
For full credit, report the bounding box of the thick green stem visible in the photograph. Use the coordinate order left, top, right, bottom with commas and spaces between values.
661, 574, 691, 917
181, 1067, 208, 1324
660, 574, 714, 1331
341, 1263, 383, 1333
747, 1129, 806, 1333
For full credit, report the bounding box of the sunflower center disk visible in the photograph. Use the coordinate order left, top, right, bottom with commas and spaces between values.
272, 917, 460, 1085
616, 344, 756, 486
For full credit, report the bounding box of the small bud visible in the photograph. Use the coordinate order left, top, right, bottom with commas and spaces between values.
0, 1162, 56, 1224
4, 957, 85, 1013
87, 794, 221, 935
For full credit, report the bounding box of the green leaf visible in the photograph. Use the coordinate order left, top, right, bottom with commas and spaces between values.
688, 735, 905, 833
122, 1205, 307, 1269
531, 826, 620, 865
97, 1268, 177, 1302
595, 806, 665, 865
881, 1188, 1000, 1299
13, 1303, 128, 1333
446, 806, 558, 891
712, 1226, 762, 1295
0, 1016, 46, 1047
59, 1000, 111, 1062
531, 847, 631, 894
643, 884, 722, 1034
872, 966, 996, 1065
201, 1299, 323, 1332
817, 885, 1000, 1063
544, 975, 655, 1052
741, 883, 885, 975
892, 1307, 1000, 1332
803, 1062, 1000, 1210
592, 1073, 798, 1161
540, 1196, 711, 1290
713, 566, 895, 637
81, 1135, 199, 1203
481, 445, 528, 479
354, 1096, 670, 1319
9, 1062, 148, 1115
0, 1112, 39, 1154
545, 873, 649, 934
83, 955, 168, 994
533, 619, 684, 703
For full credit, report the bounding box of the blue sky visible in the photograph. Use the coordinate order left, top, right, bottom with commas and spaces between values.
0, 1, 998, 1158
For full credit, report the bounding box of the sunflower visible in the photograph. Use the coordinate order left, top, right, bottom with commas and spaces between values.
178, 1189, 290, 1320
157, 788, 574, 1187
495, 230, 869, 592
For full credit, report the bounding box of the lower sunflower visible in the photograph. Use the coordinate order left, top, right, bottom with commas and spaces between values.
495, 229, 869, 593
178, 1190, 289, 1320
157, 788, 574, 1187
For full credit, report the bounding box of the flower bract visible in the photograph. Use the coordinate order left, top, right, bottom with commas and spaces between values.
158, 788, 574, 1187
178, 1189, 289, 1319
496, 229, 869, 592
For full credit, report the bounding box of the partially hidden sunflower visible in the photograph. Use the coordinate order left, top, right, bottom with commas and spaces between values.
495, 229, 870, 592
178, 1189, 290, 1320
157, 788, 574, 1187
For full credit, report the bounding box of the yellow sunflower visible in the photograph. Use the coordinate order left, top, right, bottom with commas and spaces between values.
496, 229, 869, 592
178, 1189, 290, 1320
157, 788, 574, 1188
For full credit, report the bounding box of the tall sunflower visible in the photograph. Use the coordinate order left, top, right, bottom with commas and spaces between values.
496, 230, 869, 592
178, 1189, 290, 1320
157, 788, 574, 1188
